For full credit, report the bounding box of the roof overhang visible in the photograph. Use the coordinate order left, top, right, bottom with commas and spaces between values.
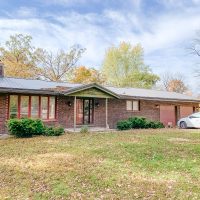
120, 95, 200, 103
0, 87, 61, 95
62, 83, 120, 99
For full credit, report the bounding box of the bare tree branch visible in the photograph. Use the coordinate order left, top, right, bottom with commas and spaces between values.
35, 46, 86, 81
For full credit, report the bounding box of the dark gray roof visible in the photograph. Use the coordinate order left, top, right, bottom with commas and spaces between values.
106, 86, 199, 102
0, 77, 81, 90
0, 77, 199, 102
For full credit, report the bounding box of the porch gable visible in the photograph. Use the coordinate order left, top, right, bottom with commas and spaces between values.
63, 83, 119, 99
67, 88, 114, 98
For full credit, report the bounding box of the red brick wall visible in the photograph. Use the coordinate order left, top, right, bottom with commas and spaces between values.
107, 99, 160, 128
40, 96, 76, 128
0, 94, 8, 134
0, 94, 199, 134
94, 98, 106, 127
57, 96, 75, 128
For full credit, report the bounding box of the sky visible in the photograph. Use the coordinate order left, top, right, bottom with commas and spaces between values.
0, 0, 199, 93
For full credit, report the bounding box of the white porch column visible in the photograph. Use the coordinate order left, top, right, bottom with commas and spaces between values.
105, 98, 109, 129
74, 96, 77, 132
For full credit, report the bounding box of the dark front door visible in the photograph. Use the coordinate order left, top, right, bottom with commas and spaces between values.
76, 98, 94, 125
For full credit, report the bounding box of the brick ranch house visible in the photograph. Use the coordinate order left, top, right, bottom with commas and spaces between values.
0, 62, 199, 134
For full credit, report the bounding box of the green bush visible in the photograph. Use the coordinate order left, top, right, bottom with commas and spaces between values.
145, 120, 165, 129
116, 120, 132, 130
7, 118, 45, 138
30, 119, 46, 135
117, 117, 165, 130
7, 118, 64, 138
128, 117, 147, 129
80, 125, 89, 133
43, 126, 64, 136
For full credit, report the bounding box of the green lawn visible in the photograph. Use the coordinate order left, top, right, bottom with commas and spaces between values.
0, 129, 200, 200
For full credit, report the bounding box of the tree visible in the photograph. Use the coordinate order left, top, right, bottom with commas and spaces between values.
70, 66, 105, 84
35, 46, 85, 81
161, 72, 188, 93
190, 31, 200, 77
102, 42, 159, 88
0, 34, 39, 78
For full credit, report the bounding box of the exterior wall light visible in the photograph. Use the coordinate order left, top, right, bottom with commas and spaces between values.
95, 102, 100, 107
67, 101, 72, 107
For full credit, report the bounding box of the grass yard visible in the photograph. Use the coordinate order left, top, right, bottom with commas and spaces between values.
0, 129, 200, 200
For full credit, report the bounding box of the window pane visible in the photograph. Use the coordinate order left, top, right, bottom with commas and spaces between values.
126, 100, 132, 111
76, 99, 83, 124
9, 95, 18, 118
20, 96, 29, 118
49, 97, 56, 119
90, 99, 94, 123
31, 96, 39, 118
191, 113, 200, 118
41, 97, 48, 119
133, 101, 139, 111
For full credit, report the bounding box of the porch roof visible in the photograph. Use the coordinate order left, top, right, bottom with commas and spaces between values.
62, 83, 120, 99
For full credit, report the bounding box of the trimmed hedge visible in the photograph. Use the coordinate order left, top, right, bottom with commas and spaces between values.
115, 120, 132, 130
43, 126, 64, 136
117, 117, 164, 130
7, 118, 64, 138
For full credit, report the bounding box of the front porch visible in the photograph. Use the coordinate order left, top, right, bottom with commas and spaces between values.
62, 83, 119, 132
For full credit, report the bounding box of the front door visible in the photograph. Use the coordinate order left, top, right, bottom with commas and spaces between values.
76, 98, 94, 125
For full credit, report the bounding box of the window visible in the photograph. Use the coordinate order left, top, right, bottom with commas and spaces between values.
9, 95, 18, 119
190, 113, 200, 118
31, 96, 39, 118
126, 100, 140, 111
126, 101, 132, 111
49, 97, 56, 119
20, 96, 29, 118
133, 101, 139, 111
41, 97, 48, 119
9, 95, 56, 120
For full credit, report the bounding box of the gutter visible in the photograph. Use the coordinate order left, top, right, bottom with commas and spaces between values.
0, 87, 199, 103
120, 95, 200, 103
0, 87, 62, 95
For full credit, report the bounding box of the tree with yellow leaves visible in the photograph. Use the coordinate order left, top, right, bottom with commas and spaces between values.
102, 42, 160, 88
70, 66, 105, 84
0, 34, 39, 79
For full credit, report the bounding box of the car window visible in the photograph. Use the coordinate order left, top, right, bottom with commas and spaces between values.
190, 112, 200, 118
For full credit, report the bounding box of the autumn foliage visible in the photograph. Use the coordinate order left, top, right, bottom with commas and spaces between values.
70, 66, 105, 84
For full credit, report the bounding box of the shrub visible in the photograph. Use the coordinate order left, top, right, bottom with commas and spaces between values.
7, 118, 45, 138
128, 117, 147, 129
116, 120, 132, 130
80, 125, 89, 133
117, 117, 165, 130
43, 126, 64, 136
7, 118, 64, 138
147, 121, 165, 129
31, 119, 46, 135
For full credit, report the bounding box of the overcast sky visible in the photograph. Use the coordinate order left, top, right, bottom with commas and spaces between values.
0, 0, 199, 93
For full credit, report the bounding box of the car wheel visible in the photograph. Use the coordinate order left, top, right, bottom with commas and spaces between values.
180, 121, 187, 129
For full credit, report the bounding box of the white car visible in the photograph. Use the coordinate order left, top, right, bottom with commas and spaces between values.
177, 112, 200, 129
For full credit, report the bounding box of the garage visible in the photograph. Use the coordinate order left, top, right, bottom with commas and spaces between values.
160, 105, 176, 127
180, 106, 194, 118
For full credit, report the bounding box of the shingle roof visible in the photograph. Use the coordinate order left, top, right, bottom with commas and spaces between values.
0, 77, 199, 102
